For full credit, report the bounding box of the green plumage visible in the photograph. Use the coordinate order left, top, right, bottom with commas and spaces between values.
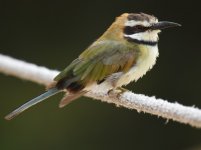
54, 40, 138, 90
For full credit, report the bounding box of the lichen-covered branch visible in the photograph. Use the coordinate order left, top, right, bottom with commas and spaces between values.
0, 54, 201, 128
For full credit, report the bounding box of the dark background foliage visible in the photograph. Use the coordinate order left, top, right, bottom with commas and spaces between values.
0, 0, 201, 150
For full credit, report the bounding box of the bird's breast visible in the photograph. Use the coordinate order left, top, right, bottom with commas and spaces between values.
84, 45, 159, 92
115, 45, 159, 87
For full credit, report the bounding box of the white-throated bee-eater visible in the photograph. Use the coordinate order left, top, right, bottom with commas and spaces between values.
5, 13, 181, 120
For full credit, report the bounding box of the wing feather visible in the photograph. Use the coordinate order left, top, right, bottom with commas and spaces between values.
54, 40, 137, 89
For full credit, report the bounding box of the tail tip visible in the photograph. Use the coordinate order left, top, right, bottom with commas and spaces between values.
58, 103, 65, 108
4, 111, 19, 121
4, 114, 13, 121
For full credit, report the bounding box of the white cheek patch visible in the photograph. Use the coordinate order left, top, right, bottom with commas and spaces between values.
124, 30, 161, 42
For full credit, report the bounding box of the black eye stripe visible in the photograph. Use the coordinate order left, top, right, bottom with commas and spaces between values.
124, 25, 149, 35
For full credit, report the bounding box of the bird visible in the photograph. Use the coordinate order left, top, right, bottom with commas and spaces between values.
5, 13, 181, 120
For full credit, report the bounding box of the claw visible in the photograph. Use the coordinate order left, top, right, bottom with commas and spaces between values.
108, 87, 128, 99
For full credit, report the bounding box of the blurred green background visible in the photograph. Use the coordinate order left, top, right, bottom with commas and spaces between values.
0, 0, 201, 150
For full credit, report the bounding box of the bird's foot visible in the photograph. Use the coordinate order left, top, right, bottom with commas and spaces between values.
108, 87, 128, 99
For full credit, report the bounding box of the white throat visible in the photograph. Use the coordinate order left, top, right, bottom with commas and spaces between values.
124, 30, 160, 43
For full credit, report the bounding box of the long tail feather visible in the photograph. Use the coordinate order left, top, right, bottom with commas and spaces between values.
5, 87, 61, 120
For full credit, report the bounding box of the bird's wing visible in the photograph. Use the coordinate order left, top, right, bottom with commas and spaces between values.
54, 40, 137, 87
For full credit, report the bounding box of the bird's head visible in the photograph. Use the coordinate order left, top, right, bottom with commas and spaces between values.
103, 13, 181, 46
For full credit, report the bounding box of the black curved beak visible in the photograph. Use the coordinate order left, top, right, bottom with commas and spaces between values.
151, 21, 181, 30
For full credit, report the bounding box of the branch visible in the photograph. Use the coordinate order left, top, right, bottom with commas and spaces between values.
0, 53, 201, 128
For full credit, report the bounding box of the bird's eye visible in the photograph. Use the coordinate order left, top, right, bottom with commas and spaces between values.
133, 25, 147, 31
124, 25, 148, 35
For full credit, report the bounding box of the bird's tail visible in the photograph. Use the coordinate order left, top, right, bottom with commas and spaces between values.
5, 87, 61, 120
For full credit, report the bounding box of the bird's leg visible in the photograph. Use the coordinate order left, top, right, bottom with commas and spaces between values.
108, 87, 128, 99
